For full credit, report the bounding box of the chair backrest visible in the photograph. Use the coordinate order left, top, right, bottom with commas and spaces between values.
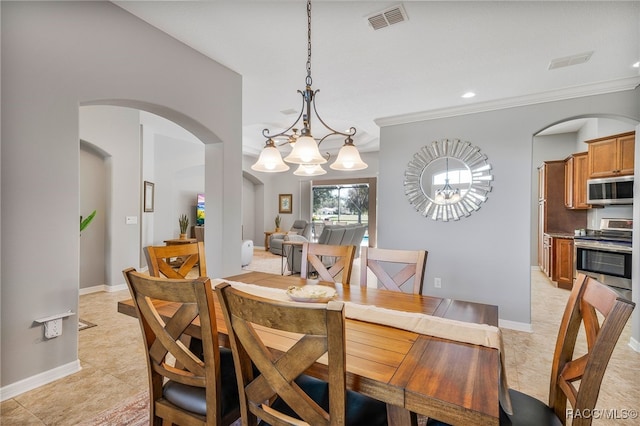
290, 220, 308, 233
301, 242, 356, 285
548, 273, 635, 425
215, 282, 347, 426
325, 226, 346, 245
123, 268, 235, 425
360, 247, 428, 294
144, 241, 207, 279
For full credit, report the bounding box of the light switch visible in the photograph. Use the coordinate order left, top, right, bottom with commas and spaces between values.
126, 216, 138, 225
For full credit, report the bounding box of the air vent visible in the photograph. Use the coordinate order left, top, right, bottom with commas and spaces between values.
548, 51, 593, 70
367, 4, 408, 31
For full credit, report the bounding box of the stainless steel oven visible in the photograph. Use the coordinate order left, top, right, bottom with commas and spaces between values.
574, 218, 633, 300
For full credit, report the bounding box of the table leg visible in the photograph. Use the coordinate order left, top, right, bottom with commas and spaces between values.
387, 404, 418, 426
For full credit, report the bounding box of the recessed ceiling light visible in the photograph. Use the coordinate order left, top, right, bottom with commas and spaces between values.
633, 61, 640, 68
461, 92, 476, 99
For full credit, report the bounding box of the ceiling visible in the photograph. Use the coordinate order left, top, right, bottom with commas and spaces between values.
114, 1, 640, 156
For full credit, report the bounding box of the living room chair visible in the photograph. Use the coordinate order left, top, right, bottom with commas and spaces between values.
144, 241, 206, 279
215, 282, 388, 426
301, 242, 356, 285
123, 268, 240, 426
269, 220, 311, 255
428, 273, 635, 426
360, 247, 428, 294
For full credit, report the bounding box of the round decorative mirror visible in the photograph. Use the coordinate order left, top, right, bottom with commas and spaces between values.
404, 139, 493, 221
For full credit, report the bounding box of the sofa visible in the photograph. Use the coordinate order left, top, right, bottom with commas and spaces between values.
269, 220, 312, 255
285, 223, 367, 275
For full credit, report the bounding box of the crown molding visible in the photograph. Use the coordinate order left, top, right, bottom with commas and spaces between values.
375, 76, 640, 127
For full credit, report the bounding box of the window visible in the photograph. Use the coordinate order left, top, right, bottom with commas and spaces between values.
311, 177, 377, 247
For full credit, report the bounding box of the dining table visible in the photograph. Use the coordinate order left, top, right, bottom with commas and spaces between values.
118, 271, 501, 425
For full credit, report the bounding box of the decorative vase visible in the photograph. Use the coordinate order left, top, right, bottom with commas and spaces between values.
275, 228, 281, 233
179, 233, 187, 239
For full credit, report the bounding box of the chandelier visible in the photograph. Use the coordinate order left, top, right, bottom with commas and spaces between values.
251, 0, 367, 176
434, 157, 461, 204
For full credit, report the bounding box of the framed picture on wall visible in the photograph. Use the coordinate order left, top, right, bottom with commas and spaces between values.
144, 181, 155, 212
279, 193, 292, 214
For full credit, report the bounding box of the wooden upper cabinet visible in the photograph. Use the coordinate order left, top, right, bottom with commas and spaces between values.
587, 131, 635, 178
564, 152, 591, 209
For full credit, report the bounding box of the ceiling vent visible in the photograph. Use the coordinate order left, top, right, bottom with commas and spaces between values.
548, 51, 594, 70
367, 4, 408, 31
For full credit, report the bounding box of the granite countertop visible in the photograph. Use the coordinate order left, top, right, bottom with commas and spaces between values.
544, 232, 579, 239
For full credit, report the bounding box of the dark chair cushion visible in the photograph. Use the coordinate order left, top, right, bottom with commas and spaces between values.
163, 347, 239, 416
258, 374, 387, 426
426, 388, 563, 426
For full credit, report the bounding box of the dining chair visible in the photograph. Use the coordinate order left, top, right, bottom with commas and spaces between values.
123, 268, 240, 426
428, 273, 635, 426
215, 281, 388, 426
144, 241, 207, 279
359, 246, 428, 294
300, 242, 356, 285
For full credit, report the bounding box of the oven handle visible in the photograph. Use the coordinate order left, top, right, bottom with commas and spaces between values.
574, 241, 632, 253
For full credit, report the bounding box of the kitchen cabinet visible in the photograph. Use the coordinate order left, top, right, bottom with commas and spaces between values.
537, 161, 586, 277
553, 237, 574, 290
564, 152, 591, 209
586, 131, 635, 178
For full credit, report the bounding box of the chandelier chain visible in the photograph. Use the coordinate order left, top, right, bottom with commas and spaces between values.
306, 0, 312, 86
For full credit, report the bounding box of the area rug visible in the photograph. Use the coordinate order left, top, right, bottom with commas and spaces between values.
78, 318, 97, 331
82, 391, 148, 426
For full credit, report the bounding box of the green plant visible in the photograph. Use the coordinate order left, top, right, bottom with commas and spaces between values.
274, 214, 281, 228
179, 214, 189, 234
80, 210, 97, 232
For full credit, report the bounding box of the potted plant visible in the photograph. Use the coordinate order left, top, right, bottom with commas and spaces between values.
274, 214, 282, 232
179, 214, 189, 239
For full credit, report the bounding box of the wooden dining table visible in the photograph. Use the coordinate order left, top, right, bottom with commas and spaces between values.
118, 271, 500, 425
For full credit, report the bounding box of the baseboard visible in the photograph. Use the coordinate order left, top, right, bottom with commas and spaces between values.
629, 337, 640, 353
0, 360, 81, 401
79, 267, 147, 295
79, 283, 128, 295
499, 319, 533, 332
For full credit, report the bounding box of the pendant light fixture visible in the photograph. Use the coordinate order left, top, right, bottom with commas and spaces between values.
434, 157, 461, 204
251, 0, 367, 174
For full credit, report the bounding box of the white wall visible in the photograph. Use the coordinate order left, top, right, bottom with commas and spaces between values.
80, 106, 142, 286
79, 143, 107, 290
378, 89, 640, 329
1, 1, 241, 395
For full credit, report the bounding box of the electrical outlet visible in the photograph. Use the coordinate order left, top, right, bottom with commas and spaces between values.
434, 277, 442, 288
44, 318, 63, 338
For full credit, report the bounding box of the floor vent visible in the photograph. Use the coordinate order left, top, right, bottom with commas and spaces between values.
548, 51, 593, 70
367, 4, 408, 31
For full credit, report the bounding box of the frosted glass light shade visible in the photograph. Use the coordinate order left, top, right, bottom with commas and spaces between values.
251, 145, 290, 172
330, 143, 368, 170
293, 164, 327, 176
284, 135, 327, 164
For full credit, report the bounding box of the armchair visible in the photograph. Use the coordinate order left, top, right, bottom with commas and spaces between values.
286, 223, 367, 275
269, 220, 311, 255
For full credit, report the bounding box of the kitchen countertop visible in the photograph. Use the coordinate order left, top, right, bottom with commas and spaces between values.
544, 232, 578, 239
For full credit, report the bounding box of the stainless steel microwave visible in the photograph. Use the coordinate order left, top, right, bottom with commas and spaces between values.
587, 176, 634, 205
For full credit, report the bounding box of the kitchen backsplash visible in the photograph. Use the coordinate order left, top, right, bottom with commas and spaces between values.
587, 205, 634, 229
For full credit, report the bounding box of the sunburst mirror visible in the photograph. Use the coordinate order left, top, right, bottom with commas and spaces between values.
404, 139, 493, 221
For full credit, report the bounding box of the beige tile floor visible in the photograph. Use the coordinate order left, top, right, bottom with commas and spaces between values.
2, 253, 638, 425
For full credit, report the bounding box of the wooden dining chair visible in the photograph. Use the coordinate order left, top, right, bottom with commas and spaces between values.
300, 242, 356, 285
215, 282, 388, 426
123, 268, 240, 426
428, 273, 635, 426
144, 241, 207, 279
359, 247, 428, 294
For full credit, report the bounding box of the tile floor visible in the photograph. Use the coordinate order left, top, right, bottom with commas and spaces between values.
2, 253, 638, 425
